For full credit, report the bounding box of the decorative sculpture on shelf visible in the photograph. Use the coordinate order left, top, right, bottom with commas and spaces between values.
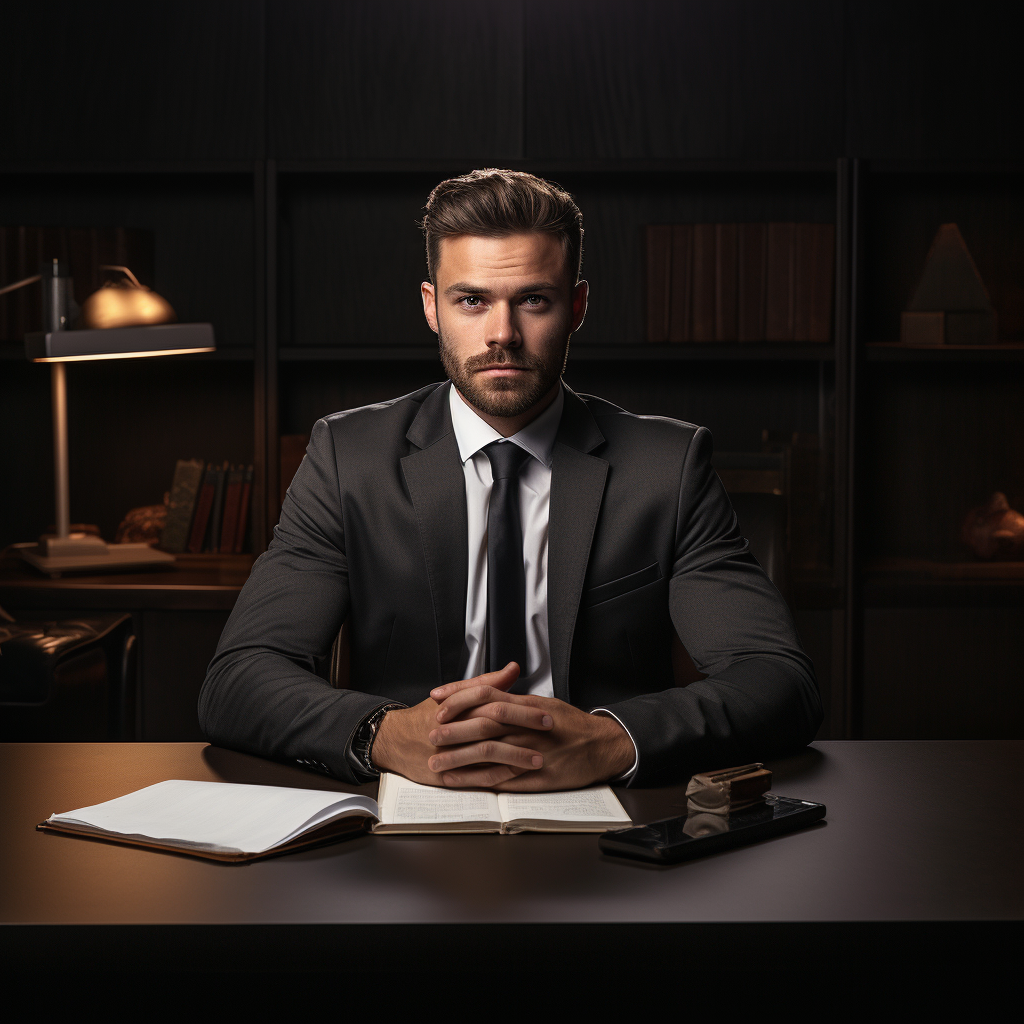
962, 492, 1024, 561
80, 266, 176, 330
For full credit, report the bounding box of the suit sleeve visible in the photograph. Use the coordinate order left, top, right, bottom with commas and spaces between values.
598, 426, 823, 785
198, 418, 398, 782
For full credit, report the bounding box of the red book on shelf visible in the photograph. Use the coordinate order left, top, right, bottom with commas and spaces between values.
233, 465, 253, 554
218, 466, 244, 554
691, 223, 716, 342
187, 465, 216, 554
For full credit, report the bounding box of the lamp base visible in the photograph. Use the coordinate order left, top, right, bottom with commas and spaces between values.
16, 539, 175, 577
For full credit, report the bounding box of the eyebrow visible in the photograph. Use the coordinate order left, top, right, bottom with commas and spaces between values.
444, 281, 561, 297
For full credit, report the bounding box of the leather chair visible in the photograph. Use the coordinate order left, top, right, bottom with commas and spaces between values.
0, 611, 136, 741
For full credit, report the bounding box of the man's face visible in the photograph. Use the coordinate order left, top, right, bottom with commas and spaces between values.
421, 232, 588, 422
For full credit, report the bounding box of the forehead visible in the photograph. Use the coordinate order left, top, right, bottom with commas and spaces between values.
435, 232, 567, 288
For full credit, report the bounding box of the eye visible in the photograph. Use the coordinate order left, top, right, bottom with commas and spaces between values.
522, 295, 547, 307
459, 295, 483, 308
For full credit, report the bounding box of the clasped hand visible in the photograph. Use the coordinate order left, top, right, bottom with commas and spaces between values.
370, 663, 635, 791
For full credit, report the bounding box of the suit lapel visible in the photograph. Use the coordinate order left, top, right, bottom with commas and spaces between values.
401, 384, 468, 684
548, 388, 608, 703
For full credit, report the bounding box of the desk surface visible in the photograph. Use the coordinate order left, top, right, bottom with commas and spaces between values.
2, 739, 1021, 927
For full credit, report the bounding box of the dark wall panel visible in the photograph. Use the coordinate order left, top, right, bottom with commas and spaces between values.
846, 4, 1024, 161
1, 1, 262, 163
525, 0, 843, 161
268, 0, 524, 159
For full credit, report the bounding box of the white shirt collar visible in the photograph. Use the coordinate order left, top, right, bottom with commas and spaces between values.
449, 381, 564, 469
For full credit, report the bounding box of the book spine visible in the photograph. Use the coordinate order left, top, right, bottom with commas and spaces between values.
765, 222, 796, 341
737, 223, 767, 342
219, 466, 244, 554
691, 223, 716, 342
809, 223, 835, 342
668, 224, 693, 342
714, 223, 738, 342
793, 224, 813, 342
160, 457, 205, 553
645, 225, 672, 343
187, 465, 216, 554
207, 461, 228, 553
234, 465, 254, 554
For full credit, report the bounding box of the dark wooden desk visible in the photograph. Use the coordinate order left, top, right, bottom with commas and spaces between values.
1, 740, 1021, 1021
0, 552, 253, 740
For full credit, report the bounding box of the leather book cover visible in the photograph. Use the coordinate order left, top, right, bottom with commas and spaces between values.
645, 225, 672, 343
187, 465, 216, 554
765, 222, 796, 341
668, 224, 693, 342
207, 462, 228, 554
714, 223, 739, 342
233, 465, 253, 554
737, 223, 767, 342
691, 223, 716, 342
218, 466, 244, 554
160, 458, 205, 553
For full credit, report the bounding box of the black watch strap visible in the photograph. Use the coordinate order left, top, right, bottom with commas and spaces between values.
350, 703, 405, 779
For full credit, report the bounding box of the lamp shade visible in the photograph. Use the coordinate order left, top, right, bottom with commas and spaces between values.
25, 323, 215, 362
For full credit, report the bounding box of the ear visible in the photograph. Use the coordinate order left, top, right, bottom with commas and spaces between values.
421, 281, 438, 334
570, 279, 589, 334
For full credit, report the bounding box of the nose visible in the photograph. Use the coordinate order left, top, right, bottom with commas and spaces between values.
483, 301, 520, 349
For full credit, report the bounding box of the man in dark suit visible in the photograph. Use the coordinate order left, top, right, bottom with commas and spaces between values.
199, 169, 821, 790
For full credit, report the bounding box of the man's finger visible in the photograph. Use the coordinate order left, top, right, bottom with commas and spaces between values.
427, 739, 543, 774
434, 684, 540, 724
440, 764, 529, 789
429, 705, 553, 746
429, 662, 520, 702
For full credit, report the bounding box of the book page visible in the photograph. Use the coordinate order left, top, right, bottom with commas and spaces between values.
497, 786, 631, 824
377, 774, 500, 825
47, 780, 379, 854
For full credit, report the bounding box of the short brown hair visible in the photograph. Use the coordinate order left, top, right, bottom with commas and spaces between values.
421, 168, 584, 286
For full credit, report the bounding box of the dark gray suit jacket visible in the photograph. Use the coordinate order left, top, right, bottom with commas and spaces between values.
199, 381, 822, 785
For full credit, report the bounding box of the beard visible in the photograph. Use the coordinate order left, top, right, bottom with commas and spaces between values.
439, 328, 568, 419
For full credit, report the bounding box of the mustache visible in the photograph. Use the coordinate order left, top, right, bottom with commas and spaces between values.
464, 350, 542, 372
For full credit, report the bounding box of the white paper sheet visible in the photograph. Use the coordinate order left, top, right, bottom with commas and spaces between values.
48, 780, 380, 854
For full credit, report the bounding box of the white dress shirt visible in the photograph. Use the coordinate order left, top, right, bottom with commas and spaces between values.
448, 384, 638, 780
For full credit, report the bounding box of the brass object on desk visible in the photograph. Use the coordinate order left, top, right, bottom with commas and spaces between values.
683, 763, 773, 837
80, 265, 176, 330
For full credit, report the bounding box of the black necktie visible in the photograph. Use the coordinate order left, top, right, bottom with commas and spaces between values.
484, 440, 531, 676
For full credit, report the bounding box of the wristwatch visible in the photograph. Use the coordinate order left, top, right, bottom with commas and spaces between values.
351, 703, 405, 778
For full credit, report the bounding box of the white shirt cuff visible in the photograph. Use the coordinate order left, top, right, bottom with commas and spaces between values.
589, 708, 639, 783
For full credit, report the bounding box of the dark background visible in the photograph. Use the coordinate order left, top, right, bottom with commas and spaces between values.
1, 1, 1021, 741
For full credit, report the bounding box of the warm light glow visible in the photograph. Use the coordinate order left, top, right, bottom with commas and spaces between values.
33, 347, 216, 363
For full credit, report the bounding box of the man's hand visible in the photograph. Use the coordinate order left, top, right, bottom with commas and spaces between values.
370, 663, 551, 786
427, 670, 636, 791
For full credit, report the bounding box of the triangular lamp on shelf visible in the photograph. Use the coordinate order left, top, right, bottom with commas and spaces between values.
0, 260, 215, 575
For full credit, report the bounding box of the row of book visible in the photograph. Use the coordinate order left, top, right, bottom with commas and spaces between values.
645, 222, 835, 343
160, 459, 253, 555
0, 225, 154, 341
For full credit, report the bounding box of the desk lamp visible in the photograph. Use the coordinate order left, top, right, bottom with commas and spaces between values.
0, 259, 215, 575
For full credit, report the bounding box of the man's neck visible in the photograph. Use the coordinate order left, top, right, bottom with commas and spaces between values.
455, 382, 561, 438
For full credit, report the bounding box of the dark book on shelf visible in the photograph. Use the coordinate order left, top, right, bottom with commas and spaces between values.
737, 223, 767, 342
668, 224, 693, 343
218, 465, 245, 555
645, 225, 672, 343
187, 465, 217, 555
0, 226, 154, 342
160, 458, 205, 554
794, 223, 835, 342
234, 465, 254, 554
207, 462, 229, 554
765, 222, 796, 341
715, 223, 739, 342
691, 223, 716, 342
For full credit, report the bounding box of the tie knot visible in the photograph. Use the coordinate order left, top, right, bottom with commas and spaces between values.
484, 440, 531, 481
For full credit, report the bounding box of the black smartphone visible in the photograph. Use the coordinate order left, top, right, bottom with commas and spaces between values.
599, 795, 826, 863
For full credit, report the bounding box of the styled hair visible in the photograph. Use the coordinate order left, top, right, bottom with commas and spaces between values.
421, 168, 584, 286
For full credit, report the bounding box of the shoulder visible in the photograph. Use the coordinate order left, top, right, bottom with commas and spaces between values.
315, 382, 446, 447
574, 390, 708, 458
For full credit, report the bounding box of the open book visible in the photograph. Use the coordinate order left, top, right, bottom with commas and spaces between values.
38, 774, 631, 862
